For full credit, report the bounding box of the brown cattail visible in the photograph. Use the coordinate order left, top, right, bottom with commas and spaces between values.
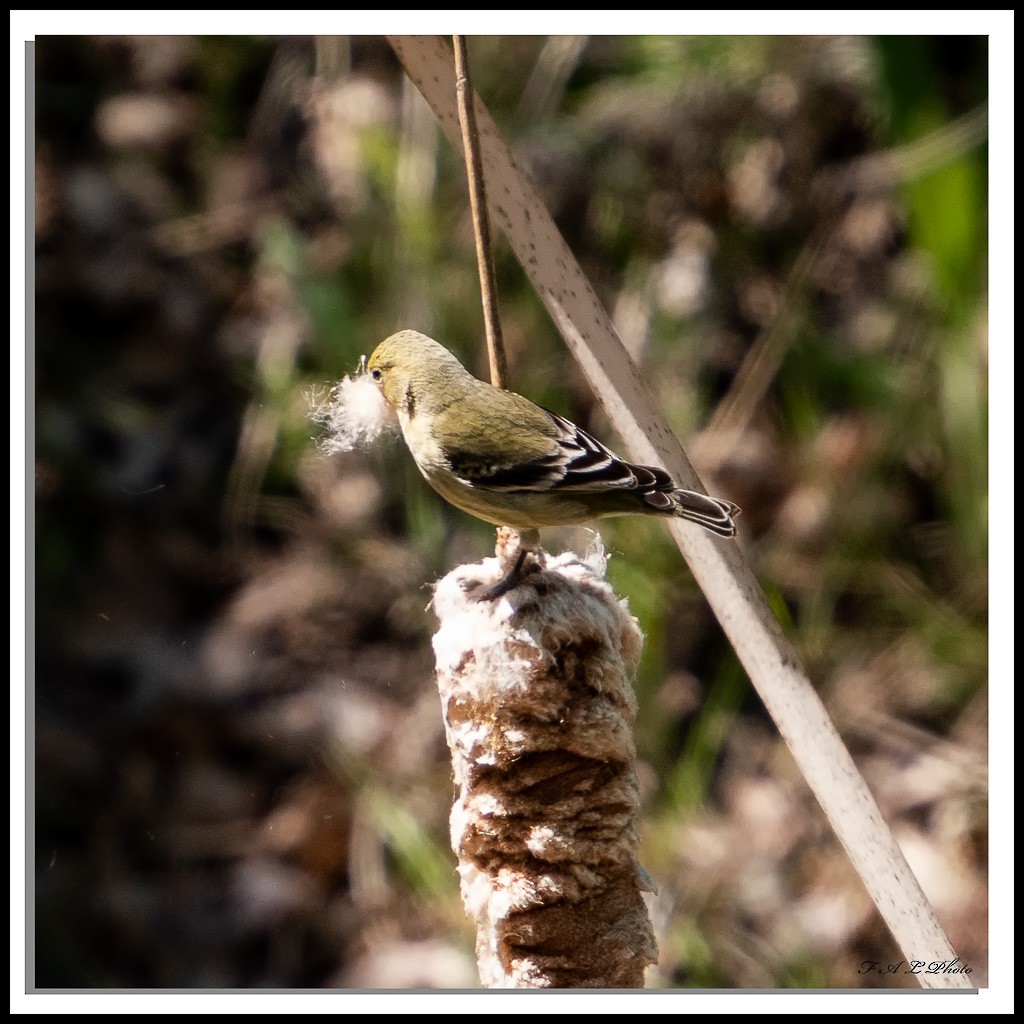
431, 546, 657, 988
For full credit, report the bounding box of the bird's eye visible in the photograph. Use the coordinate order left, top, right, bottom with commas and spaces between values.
370, 367, 382, 381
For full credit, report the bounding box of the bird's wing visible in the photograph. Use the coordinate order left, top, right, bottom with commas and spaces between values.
448, 408, 672, 496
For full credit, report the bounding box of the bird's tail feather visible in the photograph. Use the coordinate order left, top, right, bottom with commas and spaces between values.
671, 490, 741, 537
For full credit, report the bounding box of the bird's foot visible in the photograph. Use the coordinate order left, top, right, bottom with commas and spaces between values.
474, 547, 543, 602
472, 527, 545, 602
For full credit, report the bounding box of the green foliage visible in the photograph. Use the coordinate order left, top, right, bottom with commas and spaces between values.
664, 657, 747, 815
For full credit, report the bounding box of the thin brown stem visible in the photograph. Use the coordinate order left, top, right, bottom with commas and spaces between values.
453, 35, 507, 390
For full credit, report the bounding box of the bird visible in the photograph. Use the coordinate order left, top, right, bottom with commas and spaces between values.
366, 329, 739, 595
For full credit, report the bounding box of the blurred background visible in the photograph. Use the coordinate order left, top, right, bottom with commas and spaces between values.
33, 35, 987, 988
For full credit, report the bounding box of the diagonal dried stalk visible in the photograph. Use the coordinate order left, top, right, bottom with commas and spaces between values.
387, 34, 969, 990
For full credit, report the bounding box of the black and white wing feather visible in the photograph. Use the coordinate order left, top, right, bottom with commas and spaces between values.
448, 409, 740, 537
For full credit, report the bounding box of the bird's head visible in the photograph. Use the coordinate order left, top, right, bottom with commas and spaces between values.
367, 330, 474, 418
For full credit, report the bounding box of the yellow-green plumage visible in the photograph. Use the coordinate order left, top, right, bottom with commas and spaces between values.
366, 330, 740, 535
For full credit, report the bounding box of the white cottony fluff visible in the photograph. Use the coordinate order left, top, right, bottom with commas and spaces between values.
309, 372, 396, 454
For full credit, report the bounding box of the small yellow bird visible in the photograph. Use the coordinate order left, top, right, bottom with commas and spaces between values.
366, 330, 740, 546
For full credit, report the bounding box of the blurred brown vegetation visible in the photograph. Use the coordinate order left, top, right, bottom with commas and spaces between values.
34, 35, 987, 988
